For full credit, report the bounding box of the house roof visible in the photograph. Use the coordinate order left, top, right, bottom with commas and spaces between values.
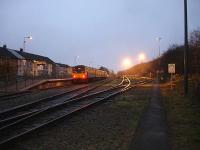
16, 50, 55, 64
8, 49, 25, 59
0, 47, 18, 59
0, 46, 55, 64
56, 63, 70, 68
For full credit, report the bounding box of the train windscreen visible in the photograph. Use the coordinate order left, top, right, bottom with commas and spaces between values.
73, 66, 85, 73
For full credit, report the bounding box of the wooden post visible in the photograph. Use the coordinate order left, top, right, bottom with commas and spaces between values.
171, 73, 173, 90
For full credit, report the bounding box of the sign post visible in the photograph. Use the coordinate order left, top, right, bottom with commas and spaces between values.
168, 64, 175, 89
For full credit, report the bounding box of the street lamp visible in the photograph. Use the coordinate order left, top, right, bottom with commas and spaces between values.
156, 37, 162, 57
73, 56, 79, 65
156, 37, 162, 80
23, 36, 32, 51
122, 58, 132, 70
138, 53, 145, 63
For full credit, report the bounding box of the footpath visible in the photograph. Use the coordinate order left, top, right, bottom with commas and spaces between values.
129, 82, 170, 150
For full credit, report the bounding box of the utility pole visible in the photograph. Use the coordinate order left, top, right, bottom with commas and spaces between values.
74, 56, 79, 65
157, 37, 162, 58
184, 0, 189, 95
156, 37, 162, 81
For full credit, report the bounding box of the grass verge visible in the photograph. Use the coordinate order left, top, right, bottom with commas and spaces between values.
162, 81, 200, 150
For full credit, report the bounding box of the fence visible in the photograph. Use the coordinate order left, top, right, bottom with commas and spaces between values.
0, 57, 55, 91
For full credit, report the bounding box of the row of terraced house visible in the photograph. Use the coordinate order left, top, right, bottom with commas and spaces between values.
0, 45, 72, 80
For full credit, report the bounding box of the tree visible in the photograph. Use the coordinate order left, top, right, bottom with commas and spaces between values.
190, 29, 200, 47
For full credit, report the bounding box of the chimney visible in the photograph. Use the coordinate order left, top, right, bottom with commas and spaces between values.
20, 48, 23, 52
3, 44, 7, 49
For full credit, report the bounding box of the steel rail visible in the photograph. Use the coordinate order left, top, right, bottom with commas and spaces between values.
0, 79, 112, 128
0, 91, 31, 101
0, 78, 151, 146
0, 78, 105, 101
0, 85, 126, 145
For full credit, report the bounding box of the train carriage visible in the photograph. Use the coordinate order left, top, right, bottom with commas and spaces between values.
72, 65, 108, 82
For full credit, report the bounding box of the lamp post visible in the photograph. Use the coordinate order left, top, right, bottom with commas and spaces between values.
138, 53, 145, 63
156, 37, 162, 80
156, 37, 162, 57
74, 56, 79, 65
23, 36, 32, 87
23, 36, 32, 51
184, 0, 189, 95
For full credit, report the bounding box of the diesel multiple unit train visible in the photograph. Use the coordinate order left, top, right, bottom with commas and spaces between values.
72, 65, 108, 82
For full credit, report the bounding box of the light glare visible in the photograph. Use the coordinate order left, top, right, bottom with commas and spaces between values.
138, 53, 145, 62
122, 58, 132, 69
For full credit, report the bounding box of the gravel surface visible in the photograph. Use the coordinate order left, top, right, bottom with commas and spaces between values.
4, 85, 152, 150
0, 84, 89, 112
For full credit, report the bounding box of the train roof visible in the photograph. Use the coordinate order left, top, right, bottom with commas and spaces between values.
73, 65, 107, 72
73, 65, 85, 68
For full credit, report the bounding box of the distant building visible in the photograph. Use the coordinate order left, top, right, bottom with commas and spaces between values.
56, 63, 72, 78
16, 49, 55, 77
0, 45, 55, 78
0, 45, 23, 79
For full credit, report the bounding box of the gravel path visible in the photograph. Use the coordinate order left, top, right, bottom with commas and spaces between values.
129, 82, 170, 150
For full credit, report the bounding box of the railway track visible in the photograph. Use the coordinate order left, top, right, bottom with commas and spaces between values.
0, 79, 78, 101
0, 91, 31, 101
0, 77, 151, 146
0, 79, 111, 129
0, 79, 111, 102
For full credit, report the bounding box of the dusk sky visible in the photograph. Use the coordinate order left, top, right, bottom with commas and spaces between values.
0, 0, 200, 71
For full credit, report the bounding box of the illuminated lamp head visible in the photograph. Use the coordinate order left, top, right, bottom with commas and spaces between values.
122, 58, 132, 69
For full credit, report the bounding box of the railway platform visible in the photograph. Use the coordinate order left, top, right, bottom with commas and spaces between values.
0, 79, 44, 92
0, 78, 72, 92
21, 78, 72, 91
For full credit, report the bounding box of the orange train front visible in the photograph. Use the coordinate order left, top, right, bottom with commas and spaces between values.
72, 65, 108, 82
